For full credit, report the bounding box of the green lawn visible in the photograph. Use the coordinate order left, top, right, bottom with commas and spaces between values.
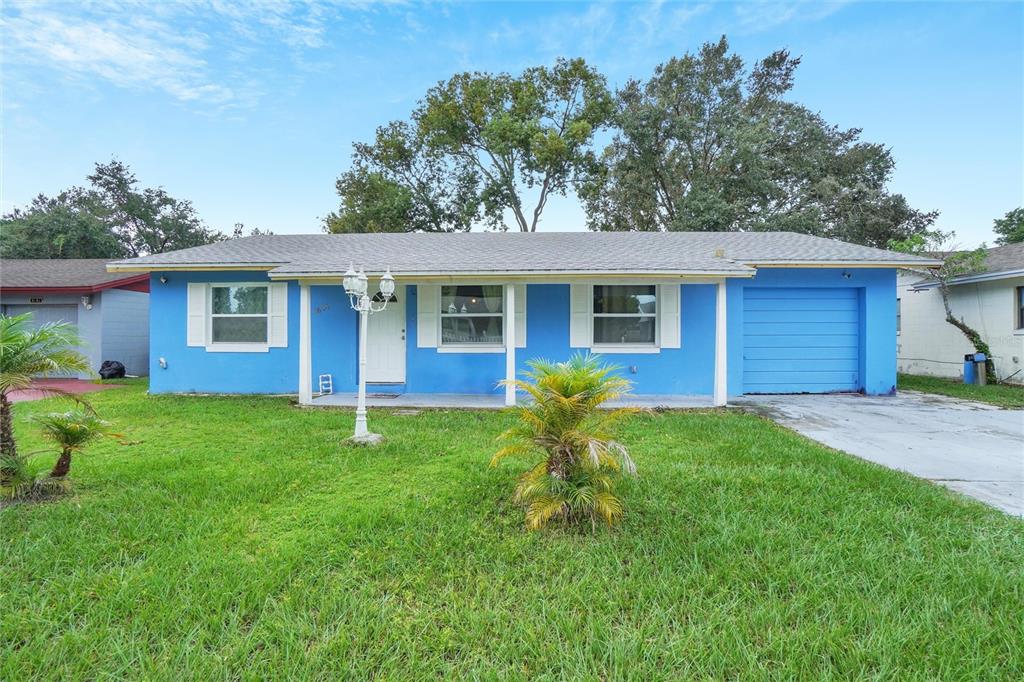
3, 383, 1022, 679
899, 372, 1024, 409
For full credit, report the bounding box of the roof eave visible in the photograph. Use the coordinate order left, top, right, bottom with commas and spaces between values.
0, 273, 150, 294
268, 268, 757, 280
911, 268, 1024, 290
745, 259, 943, 268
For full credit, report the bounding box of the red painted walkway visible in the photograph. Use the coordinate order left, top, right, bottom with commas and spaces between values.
8, 379, 125, 403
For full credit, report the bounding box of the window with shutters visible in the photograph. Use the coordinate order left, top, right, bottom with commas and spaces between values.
592, 285, 657, 346
210, 285, 269, 344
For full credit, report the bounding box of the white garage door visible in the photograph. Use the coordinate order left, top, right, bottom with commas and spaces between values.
2, 304, 79, 328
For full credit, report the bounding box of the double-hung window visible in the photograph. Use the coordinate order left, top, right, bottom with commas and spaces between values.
1016, 286, 1024, 330
440, 285, 503, 346
210, 285, 269, 344
592, 285, 657, 346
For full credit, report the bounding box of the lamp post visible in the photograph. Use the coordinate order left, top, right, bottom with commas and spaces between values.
342, 264, 396, 443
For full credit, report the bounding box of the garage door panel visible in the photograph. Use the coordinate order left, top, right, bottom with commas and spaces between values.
3, 304, 78, 327
745, 309, 859, 323
744, 370, 860, 384
744, 298, 859, 313
743, 334, 860, 349
743, 287, 861, 394
743, 321, 859, 336
745, 288, 857, 300
744, 346, 860, 360
744, 358, 859, 373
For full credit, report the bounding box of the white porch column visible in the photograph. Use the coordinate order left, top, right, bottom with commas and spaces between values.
713, 279, 728, 407
298, 283, 312, 405
504, 283, 516, 406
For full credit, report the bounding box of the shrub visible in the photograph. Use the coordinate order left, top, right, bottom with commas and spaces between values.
493, 354, 638, 530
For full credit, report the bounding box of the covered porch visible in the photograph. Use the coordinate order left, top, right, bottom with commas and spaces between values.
309, 391, 717, 409
292, 274, 736, 409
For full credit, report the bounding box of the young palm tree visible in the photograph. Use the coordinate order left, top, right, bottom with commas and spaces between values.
493, 354, 639, 530
33, 411, 118, 479
0, 313, 92, 479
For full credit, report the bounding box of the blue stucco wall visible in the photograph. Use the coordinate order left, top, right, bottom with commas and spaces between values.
149, 271, 300, 394
728, 268, 896, 396
148, 267, 897, 397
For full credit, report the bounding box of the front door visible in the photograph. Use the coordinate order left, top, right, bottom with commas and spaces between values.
365, 291, 406, 383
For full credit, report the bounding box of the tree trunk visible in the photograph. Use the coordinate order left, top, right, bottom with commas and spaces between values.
0, 392, 17, 485
547, 448, 568, 480
0, 392, 15, 460
938, 282, 997, 382
50, 448, 72, 479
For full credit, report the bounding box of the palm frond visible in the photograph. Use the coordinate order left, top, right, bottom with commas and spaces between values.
493, 353, 640, 530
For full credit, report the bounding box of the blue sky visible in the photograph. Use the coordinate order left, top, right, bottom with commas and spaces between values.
3, 1, 1021, 247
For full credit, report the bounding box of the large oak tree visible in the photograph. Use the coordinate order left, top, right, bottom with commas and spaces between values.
579, 37, 937, 247
327, 58, 613, 233
1, 161, 223, 258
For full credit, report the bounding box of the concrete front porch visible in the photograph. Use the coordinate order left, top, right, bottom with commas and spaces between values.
310, 392, 716, 409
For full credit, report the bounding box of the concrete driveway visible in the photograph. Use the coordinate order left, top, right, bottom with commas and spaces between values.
738, 392, 1024, 517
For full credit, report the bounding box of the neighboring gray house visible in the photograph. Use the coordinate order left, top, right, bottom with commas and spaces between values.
898, 243, 1024, 384
0, 259, 151, 376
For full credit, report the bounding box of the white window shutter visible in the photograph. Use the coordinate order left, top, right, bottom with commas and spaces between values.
569, 284, 591, 348
268, 282, 288, 347
659, 284, 681, 349
514, 284, 526, 348
186, 282, 207, 347
417, 284, 439, 348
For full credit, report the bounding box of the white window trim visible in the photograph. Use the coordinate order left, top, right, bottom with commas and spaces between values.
589, 284, 660, 353
207, 282, 270, 353
438, 284, 506, 350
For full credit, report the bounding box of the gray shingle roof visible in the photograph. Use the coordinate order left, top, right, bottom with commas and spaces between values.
108, 231, 940, 276
977, 242, 1024, 276
911, 242, 1024, 287
0, 259, 139, 289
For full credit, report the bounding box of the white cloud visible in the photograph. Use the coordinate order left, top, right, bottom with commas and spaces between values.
733, 1, 850, 33
0, 0, 394, 109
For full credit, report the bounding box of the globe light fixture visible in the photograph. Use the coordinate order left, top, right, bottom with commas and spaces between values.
342, 265, 397, 444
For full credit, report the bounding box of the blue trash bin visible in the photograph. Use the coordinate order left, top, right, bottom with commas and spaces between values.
964, 354, 977, 384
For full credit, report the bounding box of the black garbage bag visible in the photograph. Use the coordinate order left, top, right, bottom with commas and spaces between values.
99, 360, 126, 379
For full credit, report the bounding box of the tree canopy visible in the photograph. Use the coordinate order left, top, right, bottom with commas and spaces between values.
327, 58, 613, 233
578, 37, 937, 247
992, 207, 1024, 245
1, 161, 224, 259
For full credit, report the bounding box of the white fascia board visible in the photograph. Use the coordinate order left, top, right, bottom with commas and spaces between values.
106, 262, 283, 272
912, 268, 1024, 290
266, 269, 756, 282
745, 259, 942, 266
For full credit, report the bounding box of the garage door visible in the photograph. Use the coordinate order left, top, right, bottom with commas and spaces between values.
2, 304, 79, 328
743, 287, 861, 394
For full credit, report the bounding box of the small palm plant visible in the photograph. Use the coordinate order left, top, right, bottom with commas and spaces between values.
33, 411, 119, 479
493, 354, 639, 530
1, 313, 92, 456
1, 312, 92, 483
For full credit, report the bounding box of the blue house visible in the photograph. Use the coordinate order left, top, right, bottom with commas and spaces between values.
107, 232, 938, 406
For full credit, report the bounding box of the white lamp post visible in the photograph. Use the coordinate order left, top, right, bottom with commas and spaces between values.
342, 264, 396, 444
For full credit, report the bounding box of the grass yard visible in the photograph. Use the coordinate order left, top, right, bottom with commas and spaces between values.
898, 372, 1024, 409
3, 382, 1022, 679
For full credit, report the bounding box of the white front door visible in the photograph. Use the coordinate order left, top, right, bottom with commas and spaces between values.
365, 291, 406, 383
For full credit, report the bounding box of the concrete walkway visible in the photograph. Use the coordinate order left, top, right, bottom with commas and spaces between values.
738, 392, 1024, 517
310, 392, 715, 409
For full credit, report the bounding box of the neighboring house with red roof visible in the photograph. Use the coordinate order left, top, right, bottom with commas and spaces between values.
0, 259, 151, 377
897, 243, 1024, 384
